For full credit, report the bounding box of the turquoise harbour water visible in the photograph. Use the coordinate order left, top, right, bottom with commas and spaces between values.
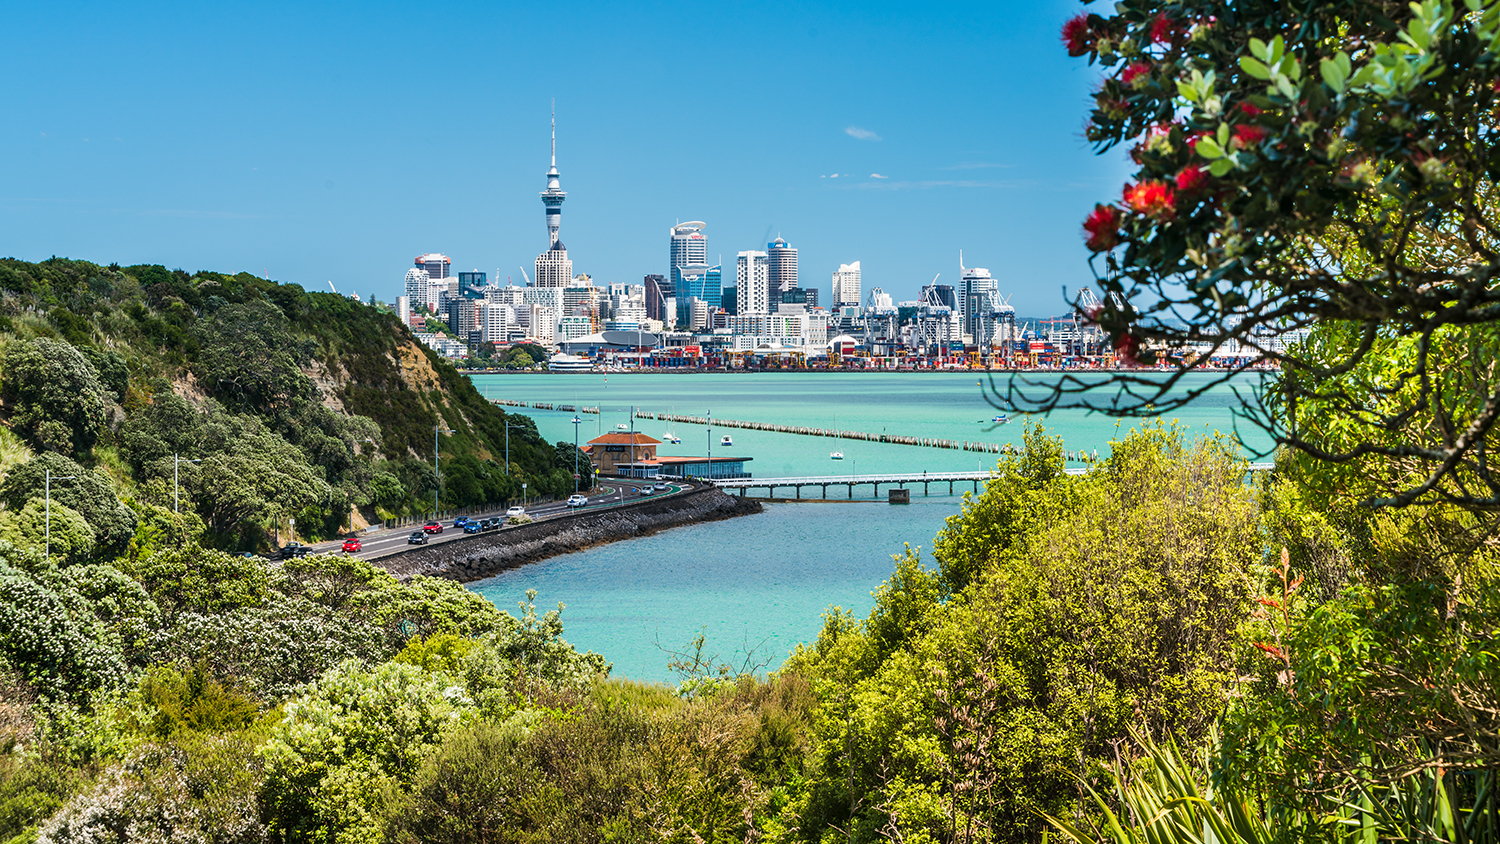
465, 371, 1270, 682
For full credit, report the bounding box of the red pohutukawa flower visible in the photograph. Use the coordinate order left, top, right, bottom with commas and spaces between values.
1175, 164, 1208, 195
1148, 12, 1180, 45
1233, 124, 1269, 146
1062, 14, 1094, 56
1239, 102, 1265, 118
1184, 130, 1209, 151
1082, 204, 1123, 251
1120, 62, 1152, 86
1114, 333, 1144, 367
1123, 180, 1176, 219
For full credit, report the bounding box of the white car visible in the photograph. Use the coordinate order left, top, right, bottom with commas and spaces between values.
505, 506, 526, 518
653, 483, 670, 491
566, 494, 589, 507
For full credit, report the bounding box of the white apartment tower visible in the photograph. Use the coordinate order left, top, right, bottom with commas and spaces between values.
736, 251, 771, 314
831, 261, 862, 307
534, 105, 574, 287
404, 267, 430, 310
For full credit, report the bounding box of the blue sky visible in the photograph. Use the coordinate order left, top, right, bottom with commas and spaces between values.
3, 0, 1131, 315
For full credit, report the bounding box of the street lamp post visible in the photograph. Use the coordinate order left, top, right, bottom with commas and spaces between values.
706, 409, 712, 484
173, 453, 202, 514
503, 420, 526, 476
571, 416, 582, 494
434, 424, 455, 516
45, 468, 75, 565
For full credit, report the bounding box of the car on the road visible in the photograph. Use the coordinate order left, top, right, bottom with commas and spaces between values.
463, 521, 482, 534
407, 531, 428, 545
341, 537, 362, 553
654, 483, 670, 491
505, 506, 526, 518
640, 486, 654, 496
422, 520, 444, 534
276, 543, 313, 560
453, 516, 472, 529
566, 494, 589, 508
482, 517, 500, 531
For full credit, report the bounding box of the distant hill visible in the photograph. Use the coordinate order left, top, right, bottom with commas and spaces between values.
0, 257, 589, 548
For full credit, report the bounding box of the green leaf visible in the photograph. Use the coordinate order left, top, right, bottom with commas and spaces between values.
1276, 75, 1299, 100
1177, 79, 1201, 102
1240, 56, 1272, 80
1249, 37, 1270, 61
1209, 158, 1236, 177
1196, 138, 1226, 159
1320, 58, 1348, 92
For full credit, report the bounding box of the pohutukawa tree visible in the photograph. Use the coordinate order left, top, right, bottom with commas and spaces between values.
1008, 0, 1500, 507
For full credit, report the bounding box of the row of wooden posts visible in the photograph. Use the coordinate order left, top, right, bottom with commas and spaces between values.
490, 400, 1102, 463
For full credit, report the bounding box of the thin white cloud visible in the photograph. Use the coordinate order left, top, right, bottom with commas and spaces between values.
844, 126, 881, 141
869, 173, 889, 179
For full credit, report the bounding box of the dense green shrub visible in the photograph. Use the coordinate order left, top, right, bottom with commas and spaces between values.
785, 423, 1261, 842
38, 736, 266, 844
0, 339, 110, 459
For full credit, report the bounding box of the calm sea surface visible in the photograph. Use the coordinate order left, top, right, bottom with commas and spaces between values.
465, 371, 1270, 682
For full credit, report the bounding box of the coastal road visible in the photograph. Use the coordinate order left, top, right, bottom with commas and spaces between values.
300, 480, 694, 563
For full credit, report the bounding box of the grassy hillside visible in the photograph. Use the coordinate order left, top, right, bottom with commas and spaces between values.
0, 257, 589, 548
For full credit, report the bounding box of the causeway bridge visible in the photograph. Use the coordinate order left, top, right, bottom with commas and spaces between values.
701, 463, 1276, 499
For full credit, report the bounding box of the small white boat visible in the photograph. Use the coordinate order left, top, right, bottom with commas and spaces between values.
664, 433, 681, 444
830, 451, 844, 460
720, 435, 733, 447
616, 423, 630, 431
992, 414, 1010, 424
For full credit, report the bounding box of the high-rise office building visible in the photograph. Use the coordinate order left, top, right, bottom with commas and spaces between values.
457, 271, 487, 295
922, 282, 958, 313
722, 286, 737, 315
669, 222, 707, 293
831, 261, 862, 307
736, 251, 770, 314
446, 298, 475, 337
415, 253, 451, 280
960, 259, 999, 342
768, 237, 798, 293
675, 263, 721, 326
777, 287, 819, 308
534, 106, 573, 288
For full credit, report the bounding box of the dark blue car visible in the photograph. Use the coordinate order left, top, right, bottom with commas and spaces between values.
463, 521, 482, 534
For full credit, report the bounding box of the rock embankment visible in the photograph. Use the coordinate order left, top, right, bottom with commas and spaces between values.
373, 486, 762, 583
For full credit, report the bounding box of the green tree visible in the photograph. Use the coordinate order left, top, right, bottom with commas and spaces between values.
0, 338, 110, 458
194, 299, 313, 415
0, 452, 138, 558
1020, 0, 1500, 506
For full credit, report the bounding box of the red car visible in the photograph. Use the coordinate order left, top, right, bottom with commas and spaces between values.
341, 537, 362, 553
422, 520, 444, 534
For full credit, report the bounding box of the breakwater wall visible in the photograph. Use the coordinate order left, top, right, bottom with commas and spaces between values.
492, 399, 599, 414
369, 486, 762, 583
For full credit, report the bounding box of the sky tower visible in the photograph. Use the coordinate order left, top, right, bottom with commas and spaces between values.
541, 101, 566, 248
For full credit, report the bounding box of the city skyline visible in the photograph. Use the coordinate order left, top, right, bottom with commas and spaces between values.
2, 0, 1131, 315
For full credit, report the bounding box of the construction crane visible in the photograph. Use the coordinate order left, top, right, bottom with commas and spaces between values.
326, 280, 338, 294
518, 266, 533, 286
